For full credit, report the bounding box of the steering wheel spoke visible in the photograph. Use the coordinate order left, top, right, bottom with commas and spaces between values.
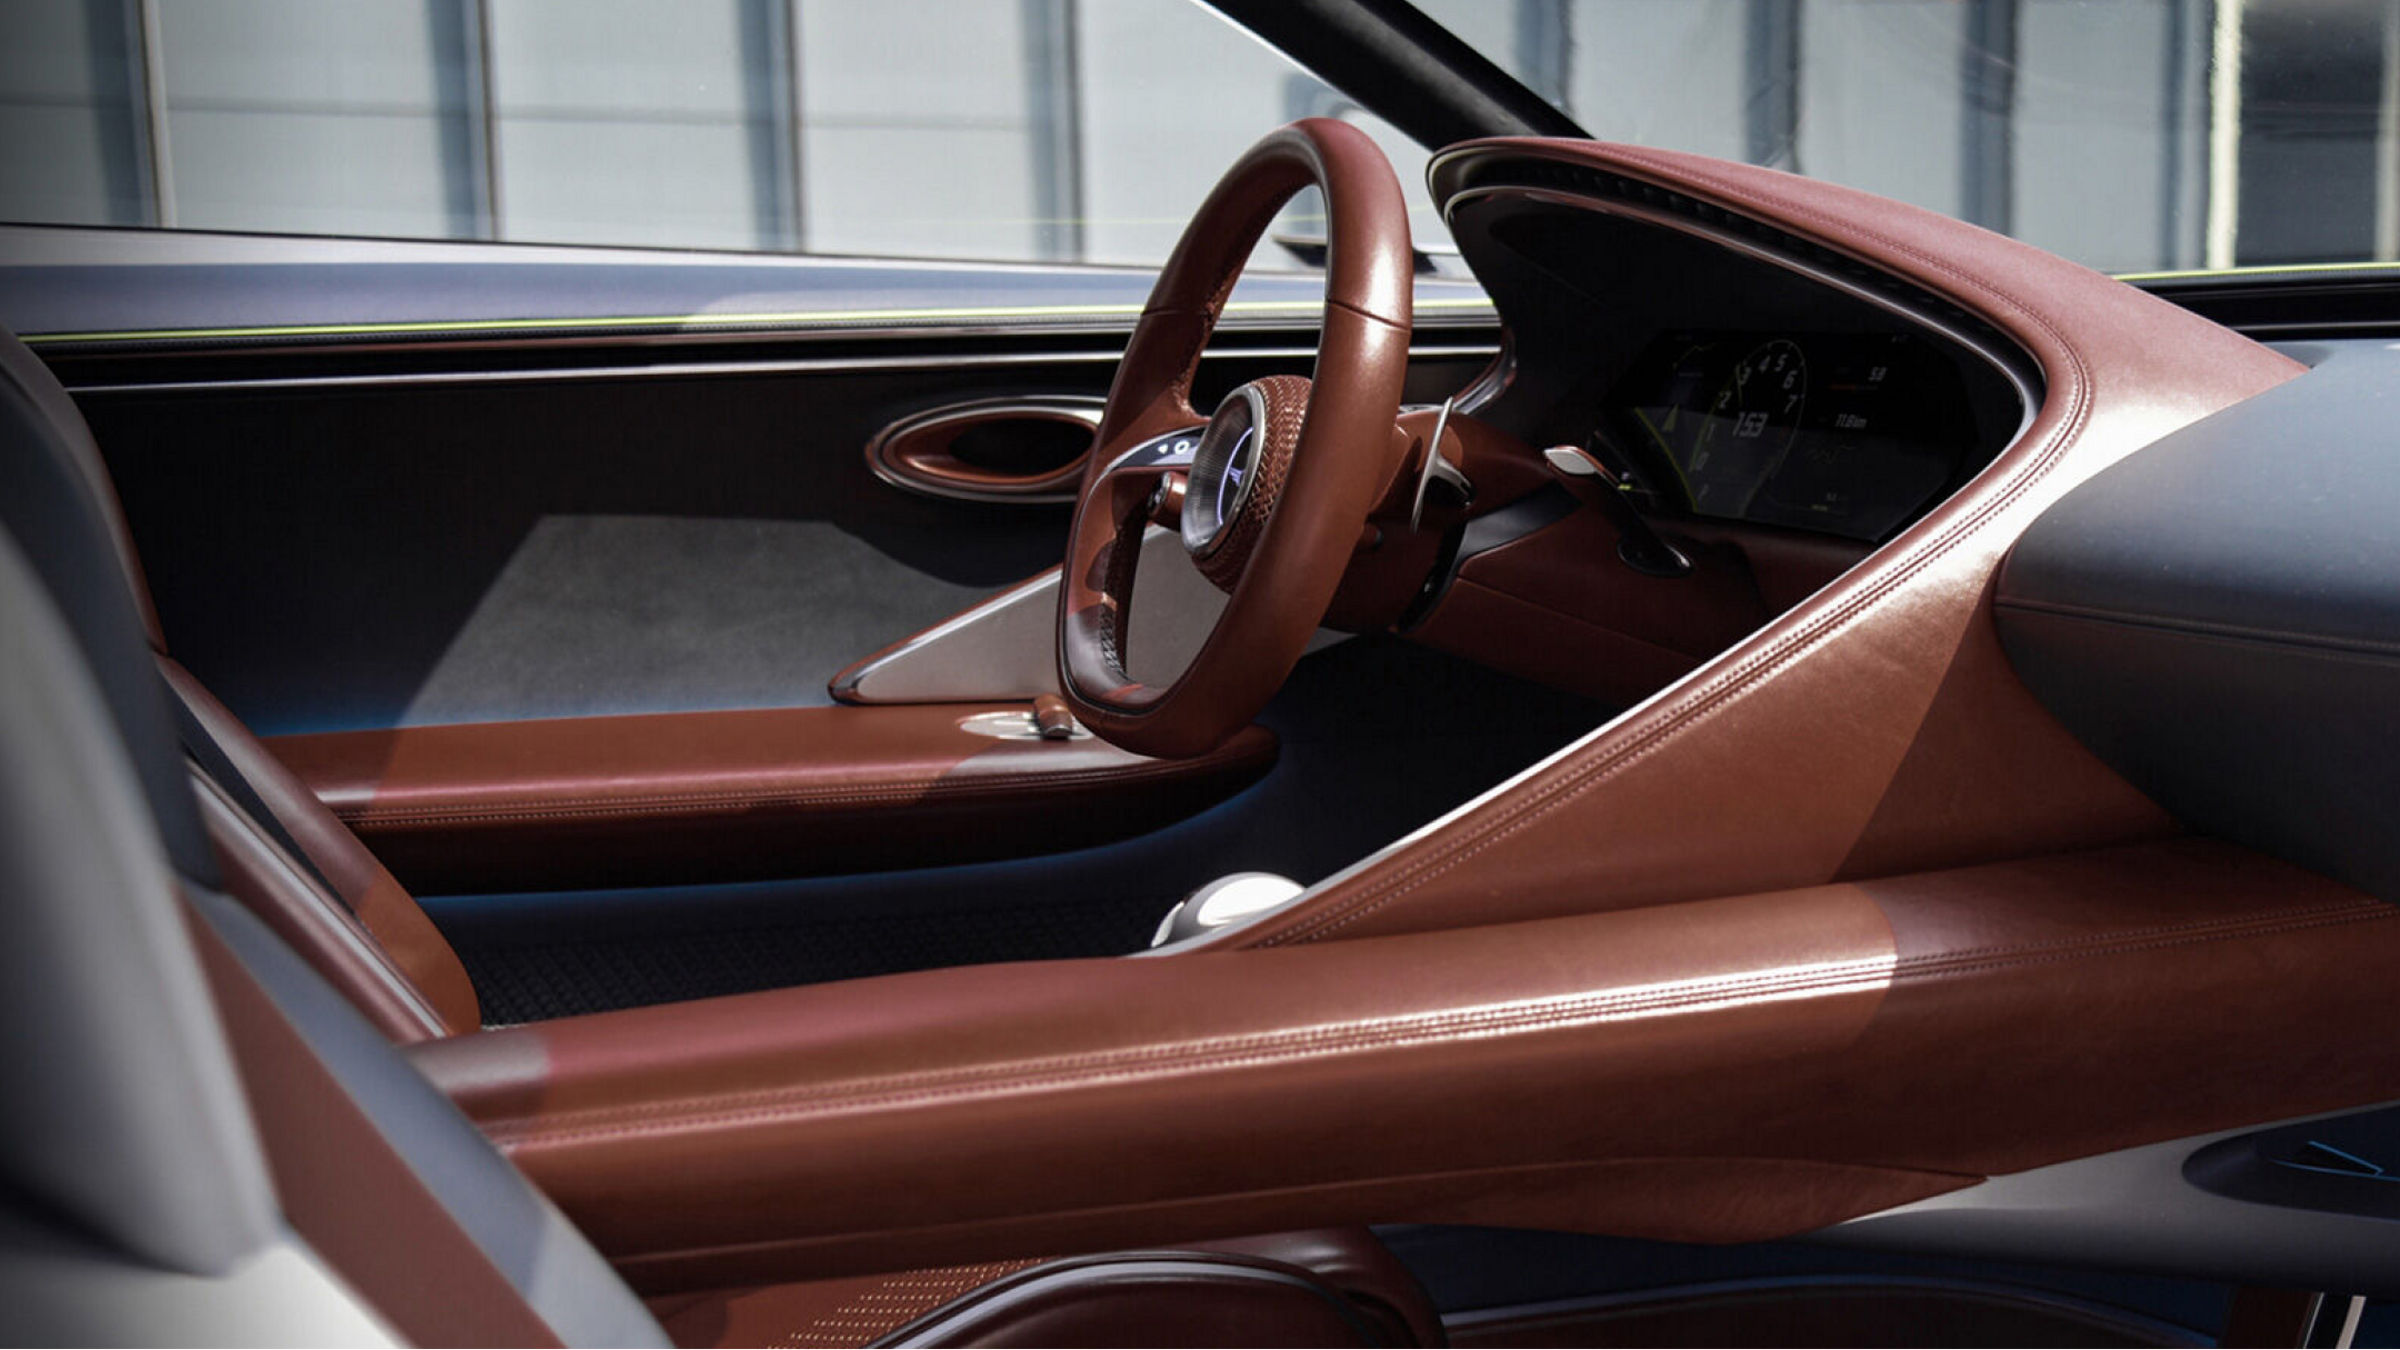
1056, 119, 1414, 759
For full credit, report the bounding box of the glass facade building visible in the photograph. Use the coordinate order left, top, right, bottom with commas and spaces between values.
3, 0, 2395, 275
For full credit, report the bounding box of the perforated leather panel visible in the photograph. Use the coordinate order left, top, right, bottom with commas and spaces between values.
654, 1260, 1047, 1349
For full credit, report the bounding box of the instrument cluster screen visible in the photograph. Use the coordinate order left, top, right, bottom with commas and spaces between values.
1604, 330, 1984, 542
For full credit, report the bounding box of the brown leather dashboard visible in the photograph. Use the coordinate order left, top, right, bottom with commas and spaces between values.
1412, 510, 1869, 707
413, 838, 2400, 1290
1211, 139, 2308, 950
266, 704, 1276, 893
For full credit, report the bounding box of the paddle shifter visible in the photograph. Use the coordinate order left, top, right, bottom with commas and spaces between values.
1542, 441, 1693, 578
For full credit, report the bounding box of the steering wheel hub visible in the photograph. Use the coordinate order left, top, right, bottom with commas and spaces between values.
1182, 375, 1309, 589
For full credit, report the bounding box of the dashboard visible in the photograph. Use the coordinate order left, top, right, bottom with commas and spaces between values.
1602, 329, 1985, 542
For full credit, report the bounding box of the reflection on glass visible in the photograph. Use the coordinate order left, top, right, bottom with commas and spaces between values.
0, 0, 2394, 275
1420, 0, 2400, 275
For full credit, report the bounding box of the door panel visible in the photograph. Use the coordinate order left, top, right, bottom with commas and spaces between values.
15, 226, 1498, 735
411, 635, 1609, 1023
22, 234, 1595, 1023
263, 705, 1279, 893
74, 347, 1490, 734
83, 364, 1082, 734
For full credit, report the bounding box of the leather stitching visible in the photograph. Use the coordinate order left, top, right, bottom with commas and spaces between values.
483, 901, 2389, 1151
490, 960, 1901, 1147
1881, 899, 2384, 968
1269, 259, 2094, 939
782, 1259, 1046, 1348
1255, 148, 2125, 946
1158, 184, 1304, 412
329, 743, 1261, 829
1097, 479, 1149, 676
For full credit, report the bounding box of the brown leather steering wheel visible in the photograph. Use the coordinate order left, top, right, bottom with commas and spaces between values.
1057, 119, 1415, 759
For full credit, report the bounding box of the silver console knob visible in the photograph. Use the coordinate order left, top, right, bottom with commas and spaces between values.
1150, 872, 1306, 948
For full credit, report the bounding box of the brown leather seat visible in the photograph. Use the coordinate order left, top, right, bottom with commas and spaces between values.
651, 1233, 1441, 1348
0, 327, 1445, 1347
1, 334, 483, 1041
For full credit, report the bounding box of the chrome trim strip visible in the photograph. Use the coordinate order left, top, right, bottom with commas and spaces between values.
833, 526, 1339, 705
36, 312, 1498, 365
828, 569, 1062, 703
1451, 329, 1518, 416
1095, 424, 1208, 478
1182, 382, 1267, 556
59, 344, 1504, 395
23, 296, 1501, 348
0, 218, 1205, 270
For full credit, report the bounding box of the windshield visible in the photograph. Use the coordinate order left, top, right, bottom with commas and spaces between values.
1417, 0, 2400, 278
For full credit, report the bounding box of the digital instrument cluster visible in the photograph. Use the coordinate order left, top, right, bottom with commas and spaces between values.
1602, 330, 1985, 542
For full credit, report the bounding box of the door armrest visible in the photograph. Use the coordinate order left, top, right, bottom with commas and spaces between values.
267, 704, 1276, 892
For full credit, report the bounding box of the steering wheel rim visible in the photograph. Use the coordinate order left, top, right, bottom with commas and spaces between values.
1056, 118, 1415, 759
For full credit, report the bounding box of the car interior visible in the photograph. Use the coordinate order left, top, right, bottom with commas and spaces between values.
8, 1, 2400, 1346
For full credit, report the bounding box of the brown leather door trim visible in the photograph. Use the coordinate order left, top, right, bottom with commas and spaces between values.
265, 703, 1276, 893
413, 838, 2400, 1289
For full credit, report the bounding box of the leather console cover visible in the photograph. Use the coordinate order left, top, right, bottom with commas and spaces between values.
413, 837, 2400, 1290
1205, 138, 2306, 950
266, 705, 1277, 893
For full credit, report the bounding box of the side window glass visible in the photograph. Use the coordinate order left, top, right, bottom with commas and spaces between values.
1414, 0, 2400, 277
0, 0, 1457, 270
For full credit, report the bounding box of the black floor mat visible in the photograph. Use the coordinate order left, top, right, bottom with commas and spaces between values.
433, 634, 1615, 1022
458, 891, 1159, 1025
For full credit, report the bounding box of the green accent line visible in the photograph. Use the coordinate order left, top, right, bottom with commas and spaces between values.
2110, 260, 2400, 283
1630, 406, 1695, 500
26, 257, 2400, 346
21, 295, 1497, 346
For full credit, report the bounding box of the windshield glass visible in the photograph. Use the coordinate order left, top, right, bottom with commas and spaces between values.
1418, 0, 2400, 277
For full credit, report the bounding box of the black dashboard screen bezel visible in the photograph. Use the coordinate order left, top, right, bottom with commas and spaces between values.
1439, 185, 2035, 547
